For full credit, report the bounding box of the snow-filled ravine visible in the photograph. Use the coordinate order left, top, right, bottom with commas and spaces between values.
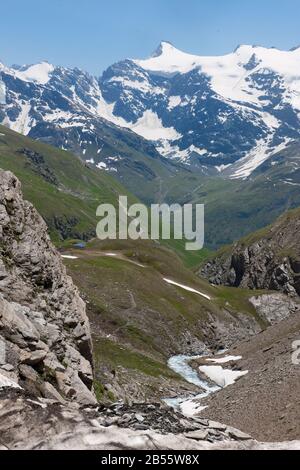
164, 353, 248, 417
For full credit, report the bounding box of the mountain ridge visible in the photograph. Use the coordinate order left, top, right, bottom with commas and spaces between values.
1, 42, 300, 180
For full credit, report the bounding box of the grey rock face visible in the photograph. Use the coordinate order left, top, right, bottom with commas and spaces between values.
0, 169, 95, 405
249, 294, 298, 325
200, 208, 300, 298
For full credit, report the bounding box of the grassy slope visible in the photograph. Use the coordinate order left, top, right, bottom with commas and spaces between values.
62, 238, 266, 400
0, 124, 137, 242
0, 125, 209, 266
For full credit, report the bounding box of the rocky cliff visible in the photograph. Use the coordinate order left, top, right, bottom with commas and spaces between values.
200, 208, 300, 296
0, 169, 96, 405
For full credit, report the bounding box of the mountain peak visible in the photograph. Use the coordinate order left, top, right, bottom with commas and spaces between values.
151, 41, 179, 58
14, 61, 55, 85
234, 44, 256, 53
135, 42, 197, 75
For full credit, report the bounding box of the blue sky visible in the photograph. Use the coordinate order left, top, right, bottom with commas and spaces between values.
1, 0, 300, 75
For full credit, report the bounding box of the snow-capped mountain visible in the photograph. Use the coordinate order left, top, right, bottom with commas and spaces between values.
100, 41, 300, 177
1, 41, 300, 180
0, 58, 175, 194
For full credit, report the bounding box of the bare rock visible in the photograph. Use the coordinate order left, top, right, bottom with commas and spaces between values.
208, 420, 227, 431
227, 427, 252, 441
249, 294, 298, 325
200, 209, 300, 300
20, 349, 47, 366
0, 170, 94, 404
41, 382, 65, 404
184, 430, 209, 440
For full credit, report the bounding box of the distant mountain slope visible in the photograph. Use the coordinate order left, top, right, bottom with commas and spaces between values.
0, 125, 208, 266
181, 139, 300, 248
200, 206, 300, 296
0, 124, 135, 242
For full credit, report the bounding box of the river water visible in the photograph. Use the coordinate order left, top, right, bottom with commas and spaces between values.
164, 354, 220, 411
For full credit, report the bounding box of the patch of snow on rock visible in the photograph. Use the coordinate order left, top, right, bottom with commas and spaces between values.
180, 400, 208, 417
96, 162, 107, 169
0, 77, 6, 104
168, 95, 181, 110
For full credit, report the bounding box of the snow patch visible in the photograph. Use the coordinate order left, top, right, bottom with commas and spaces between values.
95, 94, 180, 142
15, 62, 54, 85
180, 401, 207, 417
0, 77, 6, 104
96, 162, 107, 169
159, 144, 208, 162
168, 95, 181, 110
130, 110, 181, 141
164, 278, 211, 300
230, 137, 292, 179
108, 76, 164, 95
206, 355, 242, 364
199, 365, 248, 388
215, 164, 231, 173
7, 101, 32, 135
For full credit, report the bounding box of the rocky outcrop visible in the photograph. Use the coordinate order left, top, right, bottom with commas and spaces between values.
249, 294, 299, 325
200, 208, 300, 297
0, 169, 96, 405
